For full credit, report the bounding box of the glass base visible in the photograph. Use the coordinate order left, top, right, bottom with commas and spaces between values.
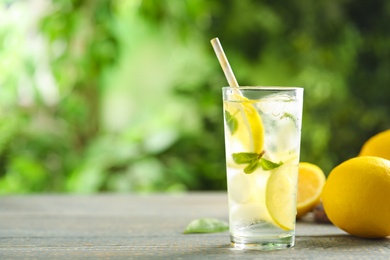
230, 234, 295, 250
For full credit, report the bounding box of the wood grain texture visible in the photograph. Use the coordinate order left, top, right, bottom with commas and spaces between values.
0, 193, 389, 259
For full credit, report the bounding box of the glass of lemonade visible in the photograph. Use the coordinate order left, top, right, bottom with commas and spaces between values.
222, 86, 303, 250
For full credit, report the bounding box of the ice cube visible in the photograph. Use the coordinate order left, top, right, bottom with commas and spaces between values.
256, 93, 293, 116
230, 202, 264, 225
227, 169, 254, 204
230, 201, 274, 227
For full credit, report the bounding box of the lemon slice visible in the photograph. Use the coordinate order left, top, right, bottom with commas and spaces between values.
265, 164, 297, 230
224, 94, 264, 153
296, 162, 326, 218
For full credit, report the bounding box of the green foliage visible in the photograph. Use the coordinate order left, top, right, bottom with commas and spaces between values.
0, 0, 389, 193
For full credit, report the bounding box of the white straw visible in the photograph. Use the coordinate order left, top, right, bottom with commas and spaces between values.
210, 37, 239, 88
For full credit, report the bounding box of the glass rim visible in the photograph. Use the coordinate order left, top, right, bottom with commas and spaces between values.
222, 86, 303, 90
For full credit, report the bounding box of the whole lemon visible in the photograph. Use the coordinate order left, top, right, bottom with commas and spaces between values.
321, 156, 390, 238
359, 129, 390, 160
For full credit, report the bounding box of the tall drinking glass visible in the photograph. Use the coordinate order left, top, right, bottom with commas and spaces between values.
222, 86, 303, 250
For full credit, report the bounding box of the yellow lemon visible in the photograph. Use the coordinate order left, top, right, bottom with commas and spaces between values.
224, 94, 264, 153
266, 163, 297, 230
296, 162, 326, 218
359, 129, 390, 160
321, 156, 390, 238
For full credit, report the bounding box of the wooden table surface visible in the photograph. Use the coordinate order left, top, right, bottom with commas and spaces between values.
0, 192, 389, 259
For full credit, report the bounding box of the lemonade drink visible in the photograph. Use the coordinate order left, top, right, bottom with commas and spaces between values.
223, 86, 303, 250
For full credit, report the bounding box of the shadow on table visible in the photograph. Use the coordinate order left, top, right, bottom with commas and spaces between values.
296, 234, 390, 250
157, 235, 389, 259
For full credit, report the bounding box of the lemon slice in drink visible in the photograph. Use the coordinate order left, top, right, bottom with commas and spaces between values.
224, 94, 264, 153
265, 164, 297, 230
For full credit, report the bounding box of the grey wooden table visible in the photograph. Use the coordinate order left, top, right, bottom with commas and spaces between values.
0, 192, 389, 259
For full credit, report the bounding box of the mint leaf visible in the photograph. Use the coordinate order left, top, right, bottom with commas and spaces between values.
281, 112, 298, 125
281, 112, 294, 119
183, 218, 229, 234
232, 152, 282, 174
232, 152, 259, 164
225, 110, 238, 134
260, 158, 283, 170
244, 159, 259, 174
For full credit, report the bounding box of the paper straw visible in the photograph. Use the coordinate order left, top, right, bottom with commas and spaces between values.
210, 37, 239, 88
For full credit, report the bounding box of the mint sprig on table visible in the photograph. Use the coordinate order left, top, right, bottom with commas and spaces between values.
232, 152, 283, 174
183, 218, 229, 234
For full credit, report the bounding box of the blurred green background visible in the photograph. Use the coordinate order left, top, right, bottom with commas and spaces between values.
1, 0, 389, 193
